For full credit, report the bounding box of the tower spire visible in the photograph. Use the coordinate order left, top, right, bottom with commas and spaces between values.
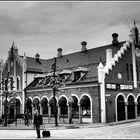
12, 41, 15, 48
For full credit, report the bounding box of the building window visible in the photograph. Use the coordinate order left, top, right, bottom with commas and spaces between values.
59, 74, 70, 82
4, 78, 7, 91
130, 64, 133, 81
59, 69, 72, 82
74, 71, 81, 82
17, 76, 20, 90
137, 65, 139, 81
126, 63, 129, 81
73, 67, 88, 82
10, 76, 14, 90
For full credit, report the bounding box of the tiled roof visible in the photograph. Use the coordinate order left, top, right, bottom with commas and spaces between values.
44, 42, 124, 72
26, 57, 47, 73
25, 41, 125, 90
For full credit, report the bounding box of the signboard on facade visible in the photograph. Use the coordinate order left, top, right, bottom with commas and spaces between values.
106, 83, 133, 90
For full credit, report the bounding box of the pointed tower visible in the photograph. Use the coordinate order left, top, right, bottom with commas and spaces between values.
129, 21, 139, 88
131, 21, 139, 47
97, 59, 106, 123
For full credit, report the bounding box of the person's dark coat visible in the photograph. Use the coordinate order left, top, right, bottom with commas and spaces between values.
33, 114, 43, 126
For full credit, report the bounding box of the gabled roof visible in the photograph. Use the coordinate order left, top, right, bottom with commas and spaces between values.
44, 42, 124, 73
25, 41, 125, 91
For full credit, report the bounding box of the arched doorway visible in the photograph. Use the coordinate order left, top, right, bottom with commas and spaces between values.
26, 98, 32, 115
80, 95, 91, 122
71, 96, 79, 119
58, 96, 67, 120
49, 97, 57, 116
137, 96, 140, 116
117, 95, 125, 121
127, 95, 135, 119
9, 98, 20, 119
33, 98, 40, 113
41, 97, 48, 115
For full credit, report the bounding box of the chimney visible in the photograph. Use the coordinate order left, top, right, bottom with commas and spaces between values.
35, 53, 41, 64
81, 41, 87, 52
106, 49, 112, 67
112, 33, 119, 45
57, 48, 63, 57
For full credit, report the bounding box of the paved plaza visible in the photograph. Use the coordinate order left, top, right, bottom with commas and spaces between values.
0, 118, 140, 139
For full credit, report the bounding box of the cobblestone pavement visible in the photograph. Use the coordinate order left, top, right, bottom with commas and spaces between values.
0, 118, 140, 139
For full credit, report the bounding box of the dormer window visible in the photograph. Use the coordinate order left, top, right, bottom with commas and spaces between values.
59, 69, 72, 81
74, 71, 81, 82
73, 67, 88, 82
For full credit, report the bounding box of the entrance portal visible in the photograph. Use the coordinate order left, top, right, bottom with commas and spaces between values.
127, 95, 135, 119
117, 95, 125, 121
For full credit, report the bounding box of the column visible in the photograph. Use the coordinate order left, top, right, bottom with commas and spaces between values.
48, 104, 51, 123
125, 102, 128, 120
22, 54, 27, 114
97, 62, 106, 123
2, 104, 4, 114
132, 41, 137, 88
57, 104, 61, 120
135, 102, 138, 118
31, 104, 34, 116
78, 103, 82, 124
67, 103, 71, 124
22, 72, 25, 114
39, 104, 42, 115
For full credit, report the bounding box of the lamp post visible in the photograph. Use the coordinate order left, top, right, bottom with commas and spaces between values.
50, 57, 64, 126
52, 57, 58, 126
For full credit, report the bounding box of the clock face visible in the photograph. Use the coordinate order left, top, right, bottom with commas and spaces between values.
135, 48, 140, 57
118, 73, 122, 79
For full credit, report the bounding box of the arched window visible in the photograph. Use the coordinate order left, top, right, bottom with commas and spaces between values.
10, 76, 14, 90
17, 76, 20, 90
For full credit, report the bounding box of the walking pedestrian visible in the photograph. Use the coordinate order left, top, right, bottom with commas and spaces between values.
33, 109, 43, 138
25, 110, 30, 126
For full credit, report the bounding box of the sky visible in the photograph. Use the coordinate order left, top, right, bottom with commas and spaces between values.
0, 1, 140, 62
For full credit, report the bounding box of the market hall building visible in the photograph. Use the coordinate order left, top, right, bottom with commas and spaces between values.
1, 24, 140, 124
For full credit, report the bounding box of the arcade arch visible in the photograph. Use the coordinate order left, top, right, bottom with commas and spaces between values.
41, 97, 48, 115
127, 95, 135, 119
80, 94, 92, 123
116, 94, 125, 121
33, 97, 40, 113
8, 97, 21, 119
26, 98, 33, 115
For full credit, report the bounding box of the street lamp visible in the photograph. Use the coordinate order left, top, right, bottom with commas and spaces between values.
49, 57, 64, 126
51, 57, 58, 126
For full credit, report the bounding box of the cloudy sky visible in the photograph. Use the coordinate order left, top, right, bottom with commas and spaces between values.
0, 1, 140, 61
